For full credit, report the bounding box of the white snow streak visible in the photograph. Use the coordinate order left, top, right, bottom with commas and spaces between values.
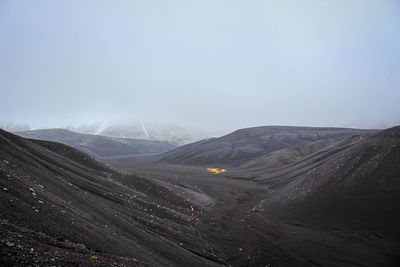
141, 123, 149, 138
95, 122, 108, 135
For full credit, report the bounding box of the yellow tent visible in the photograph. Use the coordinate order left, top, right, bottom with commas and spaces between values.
207, 168, 227, 174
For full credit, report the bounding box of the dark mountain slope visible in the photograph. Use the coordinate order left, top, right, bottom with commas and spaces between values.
104, 127, 400, 266
240, 138, 338, 169
15, 128, 176, 158
160, 126, 372, 166
255, 126, 400, 240
0, 129, 221, 266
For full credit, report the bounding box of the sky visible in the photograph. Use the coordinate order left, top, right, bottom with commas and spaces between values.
1, 0, 400, 133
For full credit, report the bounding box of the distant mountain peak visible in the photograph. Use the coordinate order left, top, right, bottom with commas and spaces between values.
67, 122, 209, 146
14, 128, 176, 158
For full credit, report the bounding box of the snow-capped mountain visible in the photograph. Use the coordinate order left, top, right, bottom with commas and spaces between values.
0, 122, 31, 132
67, 122, 210, 146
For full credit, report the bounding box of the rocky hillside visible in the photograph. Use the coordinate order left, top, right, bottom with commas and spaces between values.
15, 128, 176, 158
0, 129, 221, 266
160, 126, 372, 166
253, 126, 400, 240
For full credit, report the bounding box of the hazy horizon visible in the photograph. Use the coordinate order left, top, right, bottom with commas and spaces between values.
1, 0, 400, 134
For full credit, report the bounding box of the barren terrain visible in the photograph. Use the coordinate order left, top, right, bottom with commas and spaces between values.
1, 126, 400, 266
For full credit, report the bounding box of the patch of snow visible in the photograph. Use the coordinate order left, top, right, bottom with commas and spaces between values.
141, 123, 149, 138
94, 122, 109, 135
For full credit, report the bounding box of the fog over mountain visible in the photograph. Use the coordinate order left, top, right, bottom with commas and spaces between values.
1, 0, 400, 132
15, 128, 176, 157
66, 122, 212, 145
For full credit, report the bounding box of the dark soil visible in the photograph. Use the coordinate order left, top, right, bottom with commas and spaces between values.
0, 129, 221, 266
106, 126, 400, 266
2, 127, 400, 266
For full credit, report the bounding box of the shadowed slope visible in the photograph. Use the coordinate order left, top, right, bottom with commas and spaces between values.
104, 127, 400, 266
160, 126, 372, 166
0, 129, 221, 266
15, 128, 176, 158
253, 126, 400, 241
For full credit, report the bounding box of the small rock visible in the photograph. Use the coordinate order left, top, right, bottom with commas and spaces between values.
6, 241, 15, 247
76, 243, 86, 250
3, 187, 8, 191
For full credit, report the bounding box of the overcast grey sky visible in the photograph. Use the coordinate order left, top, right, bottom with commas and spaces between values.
1, 0, 399, 133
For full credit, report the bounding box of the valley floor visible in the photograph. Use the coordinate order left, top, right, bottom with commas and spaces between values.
105, 156, 400, 266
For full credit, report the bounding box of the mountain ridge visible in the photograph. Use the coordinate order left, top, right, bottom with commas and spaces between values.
159, 125, 374, 166
14, 128, 176, 158
0, 129, 221, 266
236, 126, 400, 240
